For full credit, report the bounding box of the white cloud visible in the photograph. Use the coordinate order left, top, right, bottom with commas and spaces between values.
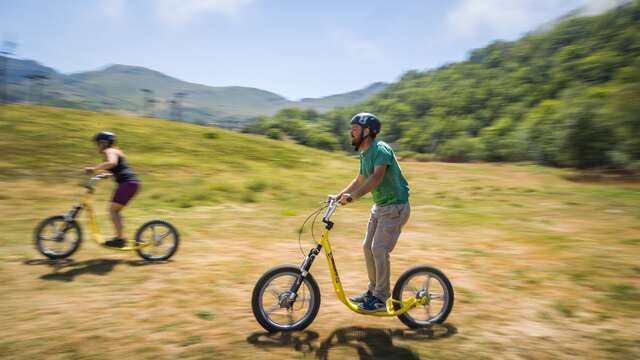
445, 0, 630, 41
445, 0, 579, 40
154, 0, 255, 25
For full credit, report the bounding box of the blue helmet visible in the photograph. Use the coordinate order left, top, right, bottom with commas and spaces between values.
93, 131, 116, 145
350, 113, 381, 135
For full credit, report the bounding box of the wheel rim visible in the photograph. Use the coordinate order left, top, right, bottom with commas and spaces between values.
258, 272, 316, 330
137, 223, 176, 259
38, 219, 80, 256
399, 271, 449, 325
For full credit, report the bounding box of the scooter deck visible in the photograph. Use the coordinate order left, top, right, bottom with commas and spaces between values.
98, 242, 150, 251
343, 296, 428, 317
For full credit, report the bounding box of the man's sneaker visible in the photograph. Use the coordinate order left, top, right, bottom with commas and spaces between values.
349, 290, 372, 304
359, 295, 386, 313
105, 237, 126, 248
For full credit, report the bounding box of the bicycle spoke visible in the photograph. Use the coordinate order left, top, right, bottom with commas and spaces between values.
430, 293, 443, 300
158, 231, 172, 240
405, 285, 419, 294
286, 309, 294, 324
422, 275, 431, 291
269, 287, 284, 299
266, 303, 281, 316
151, 224, 157, 240
424, 305, 432, 319
297, 286, 307, 308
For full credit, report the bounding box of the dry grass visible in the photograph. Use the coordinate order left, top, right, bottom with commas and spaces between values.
1, 162, 639, 359
1, 105, 639, 359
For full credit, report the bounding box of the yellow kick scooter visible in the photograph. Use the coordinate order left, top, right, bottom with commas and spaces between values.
251, 198, 454, 332
34, 174, 179, 261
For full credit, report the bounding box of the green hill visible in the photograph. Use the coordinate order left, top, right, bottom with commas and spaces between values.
295, 82, 389, 112
247, 1, 640, 170
3, 61, 386, 128
0, 104, 355, 208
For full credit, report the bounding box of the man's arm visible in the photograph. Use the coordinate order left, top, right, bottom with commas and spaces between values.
338, 175, 365, 197
330, 174, 365, 202
338, 165, 386, 204
351, 165, 387, 200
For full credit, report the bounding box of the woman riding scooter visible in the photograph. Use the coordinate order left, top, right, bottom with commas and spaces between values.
84, 131, 140, 248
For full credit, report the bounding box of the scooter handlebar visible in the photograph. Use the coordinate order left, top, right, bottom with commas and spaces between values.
323, 197, 345, 223
84, 173, 111, 191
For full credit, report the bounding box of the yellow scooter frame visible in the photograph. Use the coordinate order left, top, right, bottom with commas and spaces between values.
294, 200, 427, 317
319, 227, 427, 316
79, 174, 150, 251
35, 174, 180, 261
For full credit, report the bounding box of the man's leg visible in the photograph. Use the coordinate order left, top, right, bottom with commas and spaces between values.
371, 203, 411, 301
363, 205, 379, 293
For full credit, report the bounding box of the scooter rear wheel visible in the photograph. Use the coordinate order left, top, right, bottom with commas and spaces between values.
135, 220, 179, 261
393, 265, 454, 328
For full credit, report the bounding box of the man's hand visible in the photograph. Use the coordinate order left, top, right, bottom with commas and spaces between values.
84, 166, 95, 174
338, 193, 353, 205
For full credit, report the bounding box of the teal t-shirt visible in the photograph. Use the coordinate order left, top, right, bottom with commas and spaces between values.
359, 140, 410, 206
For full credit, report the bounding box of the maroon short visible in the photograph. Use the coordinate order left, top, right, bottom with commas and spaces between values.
112, 181, 140, 206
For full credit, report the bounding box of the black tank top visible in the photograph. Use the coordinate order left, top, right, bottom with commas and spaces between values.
109, 154, 139, 183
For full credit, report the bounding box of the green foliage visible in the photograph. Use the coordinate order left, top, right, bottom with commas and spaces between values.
436, 135, 484, 162
245, 1, 640, 169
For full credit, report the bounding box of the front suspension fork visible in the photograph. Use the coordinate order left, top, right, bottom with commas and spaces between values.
58, 205, 83, 235
65, 205, 83, 221
288, 244, 322, 301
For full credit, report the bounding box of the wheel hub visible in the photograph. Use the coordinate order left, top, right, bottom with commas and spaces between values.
416, 290, 430, 304
54, 232, 65, 242
278, 292, 294, 309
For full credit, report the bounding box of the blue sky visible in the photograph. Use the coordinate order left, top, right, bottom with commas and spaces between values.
0, 0, 619, 99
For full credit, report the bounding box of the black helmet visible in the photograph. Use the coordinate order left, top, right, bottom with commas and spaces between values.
350, 113, 381, 135
93, 131, 116, 145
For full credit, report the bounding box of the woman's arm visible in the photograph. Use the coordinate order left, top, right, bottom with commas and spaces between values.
85, 148, 118, 173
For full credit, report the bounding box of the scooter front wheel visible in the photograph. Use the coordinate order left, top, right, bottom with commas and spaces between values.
251, 265, 321, 332
393, 265, 454, 328
34, 215, 83, 259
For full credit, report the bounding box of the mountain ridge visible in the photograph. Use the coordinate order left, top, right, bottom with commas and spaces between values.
2, 58, 388, 127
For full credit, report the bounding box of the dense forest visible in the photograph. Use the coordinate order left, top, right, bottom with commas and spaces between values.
244, 1, 640, 170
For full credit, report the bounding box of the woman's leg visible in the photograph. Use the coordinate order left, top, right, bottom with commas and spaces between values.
110, 181, 140, 239
110, 202, 125, 238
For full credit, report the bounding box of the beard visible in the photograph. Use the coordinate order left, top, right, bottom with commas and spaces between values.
351, 135, 361, 151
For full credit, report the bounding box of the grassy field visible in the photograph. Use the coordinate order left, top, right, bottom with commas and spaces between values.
0, 105, 639, 359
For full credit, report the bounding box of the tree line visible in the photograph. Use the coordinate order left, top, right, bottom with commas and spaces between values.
243, 1, 640, 171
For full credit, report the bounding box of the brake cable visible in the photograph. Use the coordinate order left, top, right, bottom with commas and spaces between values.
297, 203, 327, 257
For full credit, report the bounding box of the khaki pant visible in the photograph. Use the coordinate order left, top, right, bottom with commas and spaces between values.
363, 202, 410, 301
